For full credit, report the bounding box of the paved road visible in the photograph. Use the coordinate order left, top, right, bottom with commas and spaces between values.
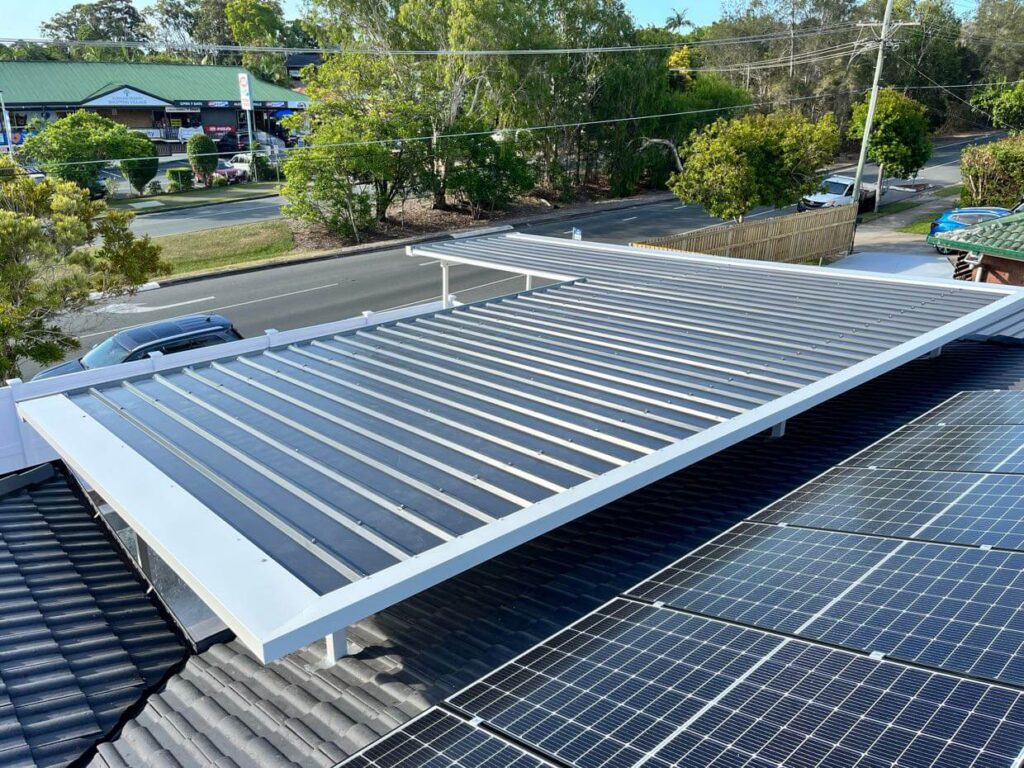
31, 132, 992, 378
132, 195, 286, 238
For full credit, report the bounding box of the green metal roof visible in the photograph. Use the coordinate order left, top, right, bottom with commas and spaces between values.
0, 61, 306, 106
928, 211, 1024, 261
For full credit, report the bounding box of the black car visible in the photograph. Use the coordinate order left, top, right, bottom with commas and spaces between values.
33, 314, 243, 380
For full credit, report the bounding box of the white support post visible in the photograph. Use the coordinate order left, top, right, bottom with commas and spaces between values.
526, 274, 534, 291
325, 627, 358, 663
770, 420, 787, 439
264, 328, 279, 349
441, 261, 451, 308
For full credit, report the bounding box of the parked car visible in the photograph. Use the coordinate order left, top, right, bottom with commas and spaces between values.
32, 314, 243, 381
209, 158, 248, 184
798, 175, 876, 214
21, 165, 107, 199
928, 207, 1013, 254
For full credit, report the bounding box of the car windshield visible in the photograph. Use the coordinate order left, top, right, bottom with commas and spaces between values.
821, 180, 850, 196
81, 336, 131, 368
217, 160, 232, 169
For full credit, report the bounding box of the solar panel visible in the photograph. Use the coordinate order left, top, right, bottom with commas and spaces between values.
627, 522, 1024, 686
341, 708, 552, 768
449, 599, 1024, 768
752, 465, 1024, 551
917, 390, 1024, 426
844, 423, 1024, 473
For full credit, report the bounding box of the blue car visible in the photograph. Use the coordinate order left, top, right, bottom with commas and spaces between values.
33, 314, 243, 380
929, 207, 1012, 254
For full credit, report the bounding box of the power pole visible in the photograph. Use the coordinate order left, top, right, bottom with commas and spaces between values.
0, 91, 13, 157
851, 0, 895, 210
789, 0, 795, 78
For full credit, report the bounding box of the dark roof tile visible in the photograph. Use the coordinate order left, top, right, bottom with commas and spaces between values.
0, 464, 185, 766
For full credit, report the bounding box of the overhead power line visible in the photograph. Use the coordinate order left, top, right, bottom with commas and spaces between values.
0, 24, 863, 57
20, 90, 869, 170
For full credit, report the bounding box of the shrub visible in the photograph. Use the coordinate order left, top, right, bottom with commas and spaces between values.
210, 174, 229, 187
166, 167, 193, 193
281, 147, 374, 241
448, 137, 535, 218
120, 134, 159, 195
186, 133, 218, 184
960, 135, 1024, 208
146, 180, 163, 195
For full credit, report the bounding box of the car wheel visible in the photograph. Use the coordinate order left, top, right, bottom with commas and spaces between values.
935, 246, 953, 256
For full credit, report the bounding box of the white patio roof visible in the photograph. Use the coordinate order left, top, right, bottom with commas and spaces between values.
16, 234, 1023, 662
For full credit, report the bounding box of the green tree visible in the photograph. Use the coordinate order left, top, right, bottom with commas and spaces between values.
668, 110, 839, 221
960, 134, 1024, 208
281, 147, 374, 240
21, 110, 138, 189
290, 53, 430, 221
225, 0, 287, 84
447, 133, 535, 218
186, 132, 218, 184
0, 155, 168, 379
848, 89, 932, 197
41, 0, 149, 41
145, 0, 199, 55
989, 81, 1024, 131
120, 134, 159, 195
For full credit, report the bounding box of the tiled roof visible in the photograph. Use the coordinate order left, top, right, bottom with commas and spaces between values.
88, 339, 1024, 768
929, 210, 1024, 260
0, 464, 185, 767
0, 61, 305, 106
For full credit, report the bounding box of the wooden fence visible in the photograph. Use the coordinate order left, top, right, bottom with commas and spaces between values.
632, 204, 858, 264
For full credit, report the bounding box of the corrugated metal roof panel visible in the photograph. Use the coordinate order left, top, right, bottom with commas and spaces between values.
16, 234, 1024, 664
0, 61, 305, 105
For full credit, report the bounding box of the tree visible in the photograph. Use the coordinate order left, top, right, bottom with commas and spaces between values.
186, 132, 218, 184
290, 53, 430, 221
0, 155, 167, 379
145, 0, 198, 50
848, 89, 932, 202
281, 147, 374, 241
960, 134, 1024, 208
193, 0, 233, 48
225, 0, 287, 83
21, 110, 139, 189
447, 134, 535, 218
665, 8, 693, 31
668, 110, 839, 221
41, 0, 149, 41
120, 134, 159, 195
988, 81, 1024, 131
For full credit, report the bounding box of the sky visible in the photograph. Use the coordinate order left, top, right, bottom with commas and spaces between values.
7, 1, 725, 41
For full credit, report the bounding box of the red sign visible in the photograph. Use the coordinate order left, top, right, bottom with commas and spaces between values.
204, 125, 236, 134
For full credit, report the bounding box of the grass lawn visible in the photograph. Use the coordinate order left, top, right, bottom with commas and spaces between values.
154, 220, 295, 275
110, 181, 280, 213
858, 199, 923, 224
935, 184, 962, 199
897, 217, 936, 235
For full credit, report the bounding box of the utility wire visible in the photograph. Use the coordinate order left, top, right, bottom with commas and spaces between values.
0, 23, 864, 57
17, 91, 868, 170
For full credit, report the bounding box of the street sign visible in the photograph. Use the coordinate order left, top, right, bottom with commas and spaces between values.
238, 72, 253, 112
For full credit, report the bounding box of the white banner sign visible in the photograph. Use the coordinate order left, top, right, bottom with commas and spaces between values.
238, 73, 253, 112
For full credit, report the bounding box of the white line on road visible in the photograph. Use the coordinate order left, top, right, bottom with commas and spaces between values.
79, 283, 340, 339
674, 205, 686, 210
95, 295, 216, 315
621, 216, 638, 222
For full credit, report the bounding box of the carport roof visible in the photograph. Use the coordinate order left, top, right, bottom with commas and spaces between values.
15, 233, 1024, 664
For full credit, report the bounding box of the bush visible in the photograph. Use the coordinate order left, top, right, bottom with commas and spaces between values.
281, 148, 374, 241
210, 174, 229, 187
448, 137, 535, 218
166, 167, 193, 193
120, 134, 159, 195
186, 133, 218, 184
960, 135, 1024, 208
146, 180, 163, 195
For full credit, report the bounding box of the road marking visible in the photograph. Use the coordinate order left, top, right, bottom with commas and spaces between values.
78, 283, 339, 339
621, 216, 638, 222
674, 205, 686, 210
95, 296, 216, 315
419, 261, 438, 267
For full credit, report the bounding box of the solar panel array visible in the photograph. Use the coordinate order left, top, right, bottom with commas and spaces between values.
341, 390, 1024, 767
